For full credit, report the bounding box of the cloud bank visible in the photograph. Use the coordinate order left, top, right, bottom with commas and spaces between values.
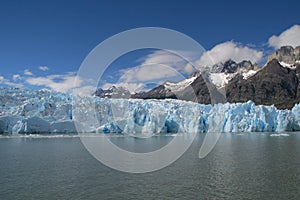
26, 72, 95, 96
102, 50, 199, 92
196, 41, 263, 66
0, 75, 23, 88
269, 25, 300, 49
120, 64, 178, 83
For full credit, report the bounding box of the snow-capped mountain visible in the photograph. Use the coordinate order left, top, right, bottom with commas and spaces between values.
94, 46, 300, 109
207, 59, 260, 88
227, 46, 300, 109
131, 59, 258, 102
164, 75, 198, 93
132, 71, 212, 104
93, 86, 131, 98
268, 46, 300, 69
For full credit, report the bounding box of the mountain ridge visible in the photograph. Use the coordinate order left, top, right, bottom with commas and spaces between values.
94, 46, 300, 109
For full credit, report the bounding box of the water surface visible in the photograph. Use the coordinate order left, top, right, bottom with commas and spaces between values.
1, 133, 300, 199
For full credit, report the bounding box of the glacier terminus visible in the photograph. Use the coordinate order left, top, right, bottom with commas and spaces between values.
0, 87, 300, 135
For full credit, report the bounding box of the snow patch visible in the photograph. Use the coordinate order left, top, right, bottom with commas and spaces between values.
164, 76, 197, 92
279, 61, 296, 69
242, 70, 257, 80
209, 73, 236, 88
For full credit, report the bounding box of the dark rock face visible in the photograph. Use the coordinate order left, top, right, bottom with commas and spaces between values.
132, 72, 227, 105
294, 62, 300, 99
134, 59, 300, 109
221, 59, 238, 73
226, 59, 299, 109
210, 59, 240, 73
180, 74, 211, 104
209, 59, 257, 76
268, 46, 300, 64
132, 59, 300, 109
236, 60, 258, 72
295, 46, 300, 60
132, 74, 212, 104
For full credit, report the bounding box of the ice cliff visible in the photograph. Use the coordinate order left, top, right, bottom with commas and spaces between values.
0, 88, 300, 134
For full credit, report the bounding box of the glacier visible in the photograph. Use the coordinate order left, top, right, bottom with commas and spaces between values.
0, 87, 300, 134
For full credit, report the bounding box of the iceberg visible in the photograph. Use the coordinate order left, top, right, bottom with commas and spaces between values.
0, 87, 300, 134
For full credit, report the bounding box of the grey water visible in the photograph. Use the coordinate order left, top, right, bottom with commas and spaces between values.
1, 133, 300, 199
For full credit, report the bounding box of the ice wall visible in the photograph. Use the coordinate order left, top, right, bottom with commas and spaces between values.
0, 88, 300, 134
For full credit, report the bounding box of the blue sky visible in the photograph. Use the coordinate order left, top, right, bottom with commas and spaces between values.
0, 0, 300, 94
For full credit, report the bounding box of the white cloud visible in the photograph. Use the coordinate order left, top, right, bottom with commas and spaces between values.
3, 81, 23, 88
269, 25, 300, 48
117, 50, 197, 86
26, 73, 82, 93
38, 66, 49, 71
120, 64, 178, 83
25, 72, 96, 96
139, 50, 198, 74
24, 69, 33, 76
183, 63, 196, 74
197, 41, 263, 66
0, 75, 23, 88
72, 85, 96, 96
140, 50, 184, 66
101, 50, 198, 92
12, 74, 21, 81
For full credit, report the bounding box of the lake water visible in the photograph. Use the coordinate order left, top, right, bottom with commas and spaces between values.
1, 133, 300, 199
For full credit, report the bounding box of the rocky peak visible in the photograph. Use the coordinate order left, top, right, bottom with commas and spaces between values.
236, 60, 257, 73
226, 58, 299, 109
210, 59, 255, 74
94, 86, 131, 98
268, 46, 300, 64
210, 59, 237, 73
221, 59, 237, 73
